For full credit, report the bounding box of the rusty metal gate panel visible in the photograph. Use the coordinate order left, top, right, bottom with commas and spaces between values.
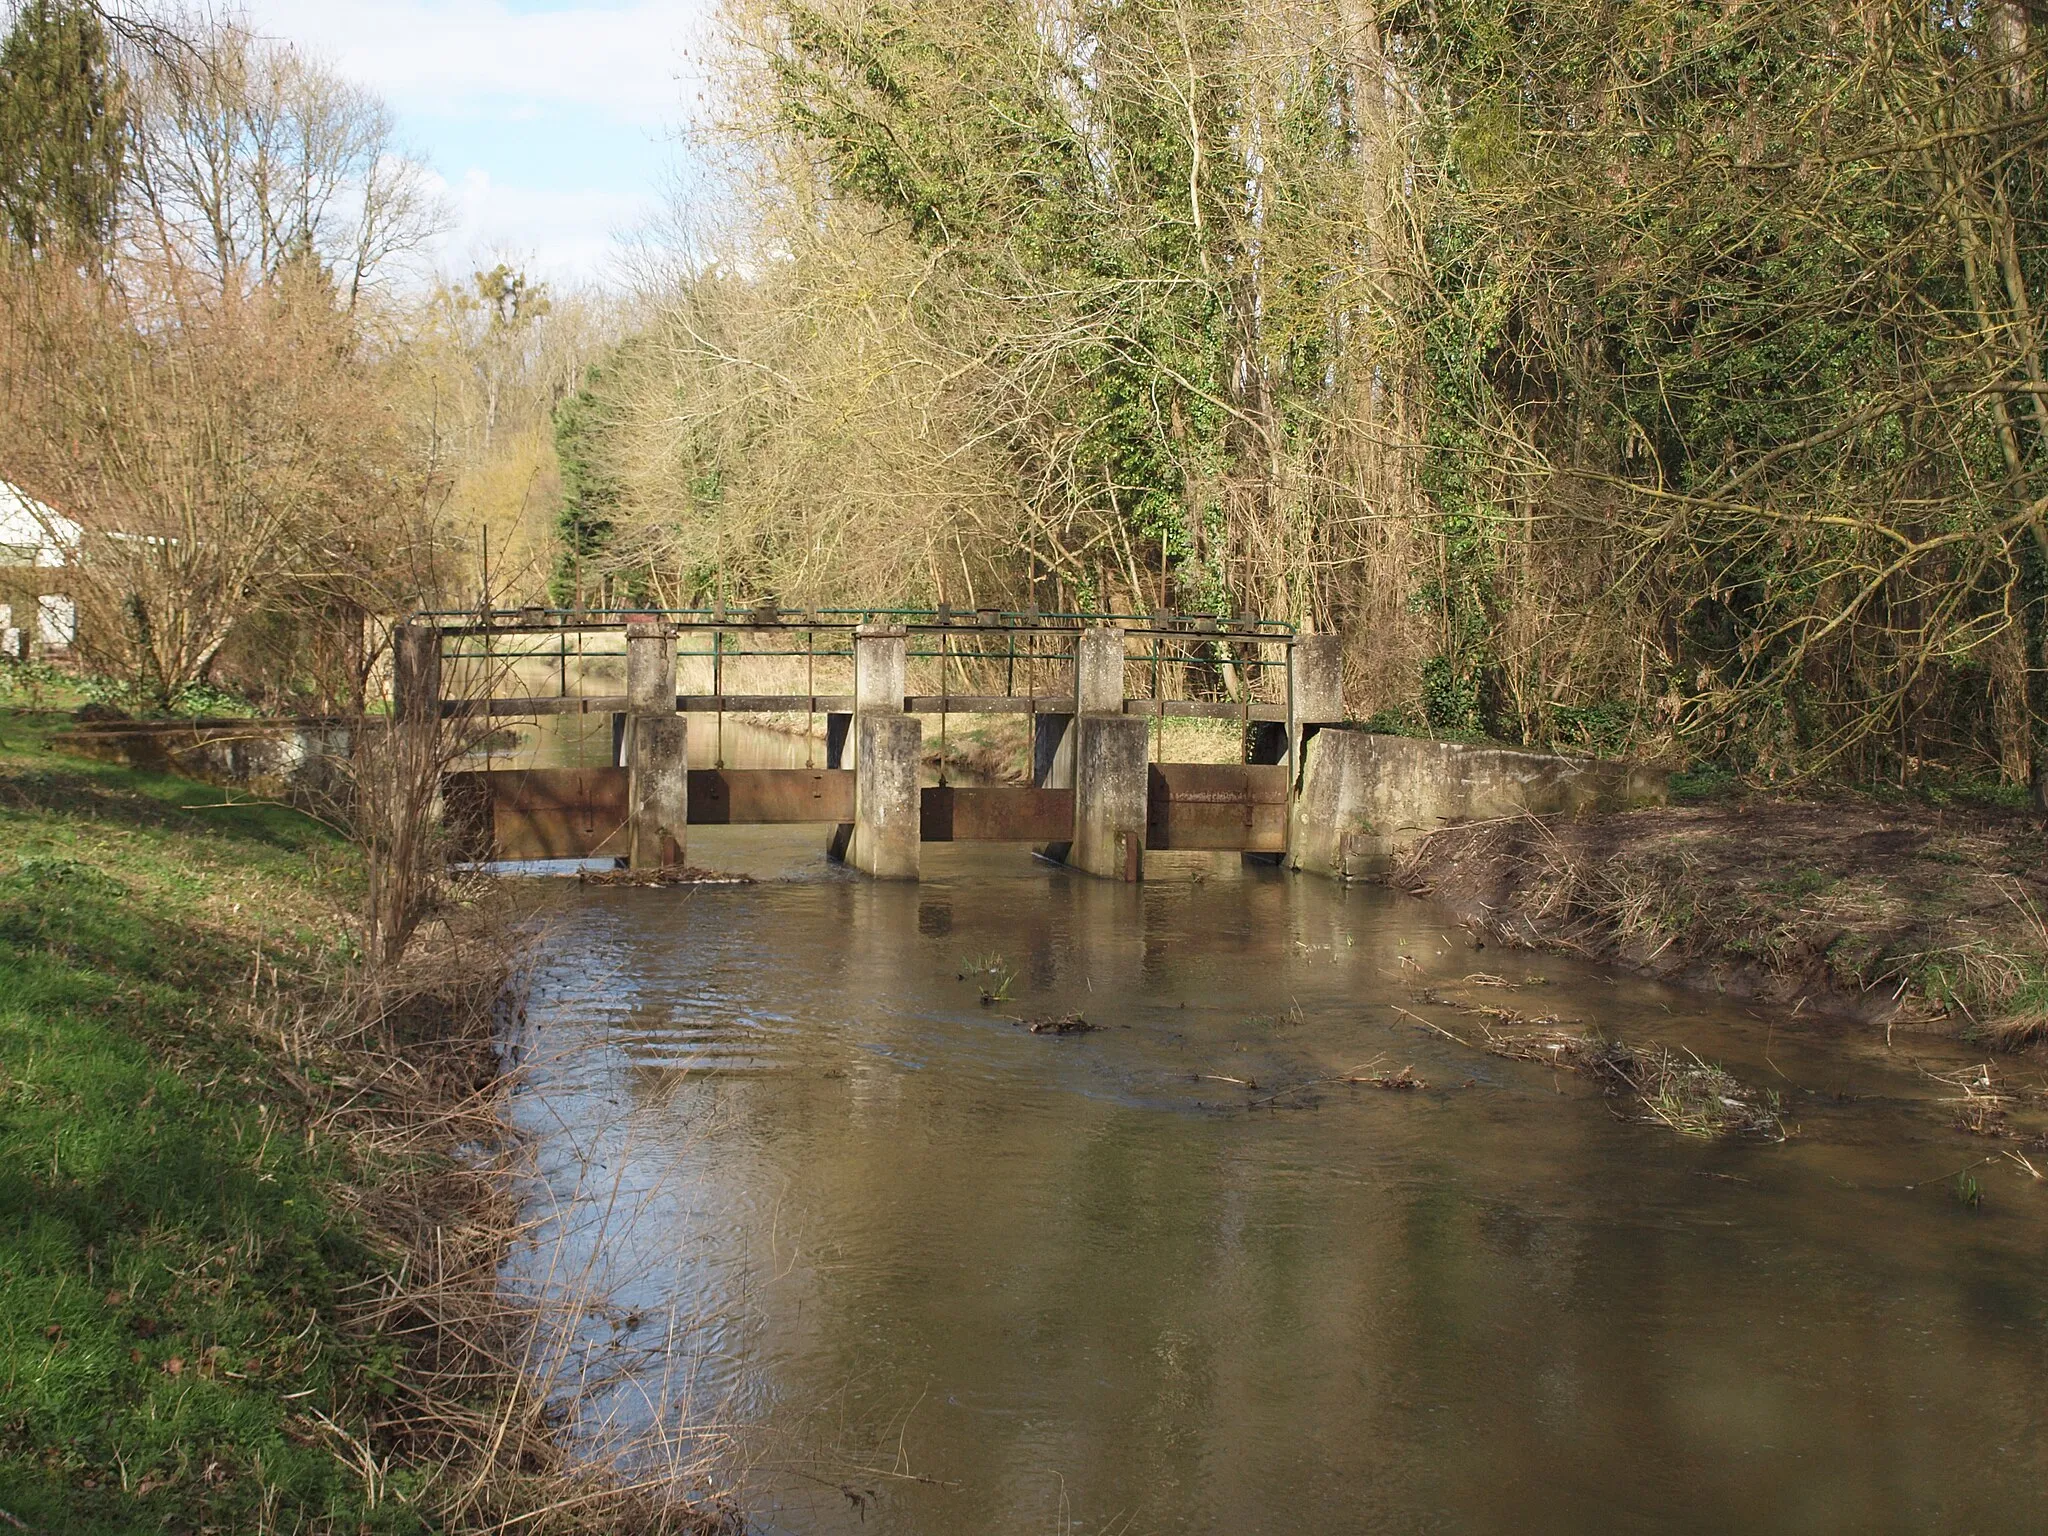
920, 785, 1074, 843
1145, 763, 1289, 852
446, 767, 630, 860
687, 768, 853, 824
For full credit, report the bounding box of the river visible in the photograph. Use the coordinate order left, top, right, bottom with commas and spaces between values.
502, 741, 2048, 1534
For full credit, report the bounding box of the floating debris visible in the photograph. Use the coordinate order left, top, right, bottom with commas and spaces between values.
1923, 1061, 2048, 1144
1397, 986, 1784, 1140
576, 866, 754, 887
1018, 1013, 1094, 1034
1349, 1064, 1426, 1091
1459, 971, 1546, 989
1481, 1023, 1786, 1139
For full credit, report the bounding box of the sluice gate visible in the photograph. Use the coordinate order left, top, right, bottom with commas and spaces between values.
399, 607, 1341, 881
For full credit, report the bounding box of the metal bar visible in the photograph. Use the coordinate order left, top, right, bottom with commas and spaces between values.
414, 608, 1296, 641
901, 695, 1081, 715
1121, 699, 1290, 722
445, 692, 1285, 721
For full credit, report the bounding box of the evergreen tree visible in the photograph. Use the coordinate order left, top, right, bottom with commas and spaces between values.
551, 353, 626, 606
0, 0, 126, 258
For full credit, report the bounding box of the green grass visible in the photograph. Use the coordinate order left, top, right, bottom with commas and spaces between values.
0, 704, 434, 1533
1667, 763, 1741, 804
0, 662, 259, 719
1760, 866, 1834, 899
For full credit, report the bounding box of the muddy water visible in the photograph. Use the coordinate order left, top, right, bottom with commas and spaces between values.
508, 831, 2048, 1534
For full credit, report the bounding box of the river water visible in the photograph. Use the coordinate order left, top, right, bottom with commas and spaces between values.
505, 765, 2048, 1533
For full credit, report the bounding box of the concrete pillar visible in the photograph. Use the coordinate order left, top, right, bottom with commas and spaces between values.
1290, 634, 1344, 730
393, 622, 441, 725
837, 622, 918, 876
1040, 627, 1134, 876
1281, 633, 1346, 867
1071, 714, 1148, 881
847, 712, 922, 879
1076, 625, 1126, 714
624, 621, 685, 870
853, 622, 908, 715
1289, 726, 1381, 880
626, 620, 677, 715
629, 714, 688, 869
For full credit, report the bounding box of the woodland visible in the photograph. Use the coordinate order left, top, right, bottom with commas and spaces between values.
4, 0, 2047, 788
556, 0, 2048, 787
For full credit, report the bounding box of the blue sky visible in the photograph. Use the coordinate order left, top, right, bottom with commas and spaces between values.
238, 0, 721, 283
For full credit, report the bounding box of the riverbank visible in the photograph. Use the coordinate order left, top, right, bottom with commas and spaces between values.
0, 700, 729, 1533
1393, 790, 2048, 1045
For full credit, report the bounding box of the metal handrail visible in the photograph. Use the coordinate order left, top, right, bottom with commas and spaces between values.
407, 604, 1297, 642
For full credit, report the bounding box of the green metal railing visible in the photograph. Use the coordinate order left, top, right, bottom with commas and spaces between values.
423, 606, 1298, 773
412, 603, 1293, 640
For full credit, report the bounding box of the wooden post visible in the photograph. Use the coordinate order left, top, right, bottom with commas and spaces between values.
393, 622, 442, 726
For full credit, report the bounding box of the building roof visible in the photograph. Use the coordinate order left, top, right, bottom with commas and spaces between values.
0, 481, 80, 568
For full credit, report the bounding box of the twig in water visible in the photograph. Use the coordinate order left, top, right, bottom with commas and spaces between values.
1904, 1152, 2005, 1191
1391, 1005, 1469, 1047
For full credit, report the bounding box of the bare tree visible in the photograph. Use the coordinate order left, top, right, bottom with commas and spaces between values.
0, 253, 443, 706
125, 14, 445, 307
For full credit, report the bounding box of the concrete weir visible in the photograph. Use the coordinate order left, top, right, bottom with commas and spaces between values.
402, 609, 1669, 885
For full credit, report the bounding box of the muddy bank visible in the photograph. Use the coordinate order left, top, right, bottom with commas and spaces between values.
1393, 798, 2048, 1040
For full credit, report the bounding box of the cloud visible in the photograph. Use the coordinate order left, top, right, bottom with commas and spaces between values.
431, 167, 661, 282
241, 0, 720, 128
232, 2, 722, 281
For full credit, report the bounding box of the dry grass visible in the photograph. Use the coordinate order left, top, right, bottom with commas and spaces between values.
1407, 985, 1786, 1140
1482, 1022, 1787, 1140
1922, 1060, 2048, 1146
1395, 801, 2048, 1042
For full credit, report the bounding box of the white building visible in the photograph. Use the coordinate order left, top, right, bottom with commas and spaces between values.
0, 480, 81, 653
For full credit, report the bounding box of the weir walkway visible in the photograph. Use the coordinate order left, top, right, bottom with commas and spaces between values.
397, 609, 1342, 882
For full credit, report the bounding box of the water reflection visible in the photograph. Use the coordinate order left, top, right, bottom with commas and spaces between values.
509, 835, 2048, 1534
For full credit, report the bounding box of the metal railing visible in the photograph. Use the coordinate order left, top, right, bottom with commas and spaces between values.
418, 607, 1300, 774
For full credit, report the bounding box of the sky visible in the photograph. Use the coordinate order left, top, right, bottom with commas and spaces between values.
236, 0, 722, 284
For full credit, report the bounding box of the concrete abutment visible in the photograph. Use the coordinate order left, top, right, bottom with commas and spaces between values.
1290, 728, 1669, 880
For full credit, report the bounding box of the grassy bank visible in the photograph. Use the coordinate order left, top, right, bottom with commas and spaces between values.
0, 700, 720, 1534
1394, 791, 2048, 1046
0, 703, 400, 1532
